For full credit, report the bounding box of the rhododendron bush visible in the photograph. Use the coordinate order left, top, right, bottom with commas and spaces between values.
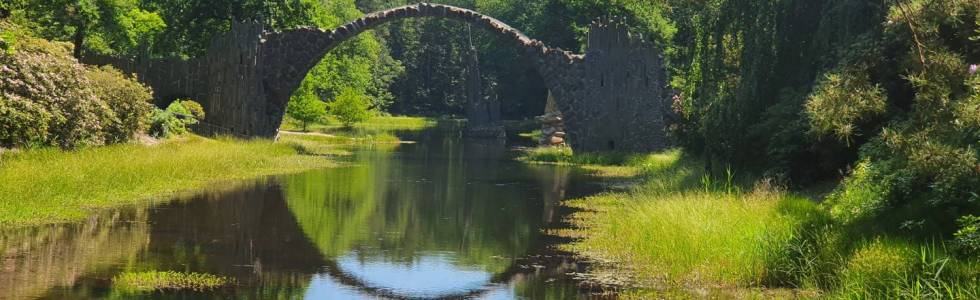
0, 25, 153, 149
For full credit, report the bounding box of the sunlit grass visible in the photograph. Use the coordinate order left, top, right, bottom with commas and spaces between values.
281, 115, 438, 132
560, 151, 819, 288
0, 135, 334, 228
517, 130, 542, 141
113, 271, 231, 292
278, 131, 401, 156
831, 238, 980, 299
518, 146, 631, 166
535, 149, 980, 297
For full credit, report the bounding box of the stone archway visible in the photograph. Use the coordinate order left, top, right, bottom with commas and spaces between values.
88, 3, 670, 152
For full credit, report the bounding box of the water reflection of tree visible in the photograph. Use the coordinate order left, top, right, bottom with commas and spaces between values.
283, 136, 550, 275
0, 210, 149, 299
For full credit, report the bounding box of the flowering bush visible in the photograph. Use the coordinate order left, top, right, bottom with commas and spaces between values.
0, 28, 153, 149
0, 34, 111, 149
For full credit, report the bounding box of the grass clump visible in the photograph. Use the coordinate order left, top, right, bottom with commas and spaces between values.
278, 131, 400, 156
281, 115, 437, 133
560, 151, 821, 288
113, 271, 230, 292
518, 147, 631, 166
831, 239, 979, 299
0, 136, 334, 228
517, 130, 542, 140
545, 149, 980, 297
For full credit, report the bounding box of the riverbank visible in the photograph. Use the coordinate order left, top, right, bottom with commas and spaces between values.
0, 136, 333, 228
0, 116, 439, 229
280, 115, 440, 133
522, 148, 980, 299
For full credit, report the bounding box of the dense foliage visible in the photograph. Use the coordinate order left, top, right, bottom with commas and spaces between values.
3, 0, 978, 295
329, 87, 371, 127
149, 99, 204, 138
86, 65, 155, 143
0, 25, 152, 149
285, 90, 326, 132
356, 0, 674, 119
669, 0, 979, 239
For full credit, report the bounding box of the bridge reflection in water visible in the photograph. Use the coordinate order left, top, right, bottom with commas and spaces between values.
3, 129, 609, 299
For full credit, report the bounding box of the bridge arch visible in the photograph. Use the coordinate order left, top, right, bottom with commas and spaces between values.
91, 3, 670, 152
261, 3, 577, 106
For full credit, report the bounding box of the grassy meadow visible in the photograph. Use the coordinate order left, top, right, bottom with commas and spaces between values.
0, 116, 438, 229
526, 148, 980, 299
0, 136, 335, 228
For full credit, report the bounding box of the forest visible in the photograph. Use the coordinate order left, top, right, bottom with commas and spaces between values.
0, 0, 979, 299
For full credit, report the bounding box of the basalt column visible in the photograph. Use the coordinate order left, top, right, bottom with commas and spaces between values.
556, 21, 669, 152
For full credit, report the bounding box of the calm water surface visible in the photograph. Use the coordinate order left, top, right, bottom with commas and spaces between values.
1, 129, 610, 299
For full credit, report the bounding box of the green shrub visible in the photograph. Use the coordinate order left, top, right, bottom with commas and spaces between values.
0, 25, 156, 149
86, 66, 154, 143
0, 28, 14, 54
826, 47, 980, 237
149, 100, 204, 138
0, 33, 112, 149
180, 99, 205, 120
0, 95, 50, 148
328, 88, 370, 127
955, 215, 980, 256
805, 69, 887, 144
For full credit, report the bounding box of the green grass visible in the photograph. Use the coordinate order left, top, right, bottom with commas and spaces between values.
517, 130, 542, 141
527, 148, 980, 298
281, 115, 438, 133
827, 238, 979, 299
0, 136, 335, 228
113, 271, 231, 292
557, 151, 819, 288
278, 130, 402, 156
518, 146, 632, 166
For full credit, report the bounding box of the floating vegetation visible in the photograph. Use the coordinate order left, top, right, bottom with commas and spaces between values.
113, 271, 231, 292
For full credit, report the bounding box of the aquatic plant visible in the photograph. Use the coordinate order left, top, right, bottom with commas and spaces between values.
113, 271, 231, 292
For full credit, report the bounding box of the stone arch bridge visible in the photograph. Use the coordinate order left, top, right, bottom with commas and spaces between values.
87, 3, 669, 152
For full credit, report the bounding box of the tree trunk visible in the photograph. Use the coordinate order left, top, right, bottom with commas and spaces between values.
72, 22, 86, 59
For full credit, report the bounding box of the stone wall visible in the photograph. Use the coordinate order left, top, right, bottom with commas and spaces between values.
575, 20, 669, 151
88, 3, 669, 152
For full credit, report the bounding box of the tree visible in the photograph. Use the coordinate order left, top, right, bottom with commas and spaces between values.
286, 89, 326, 132
329, 88, 371, 127
292, 0, 402, 114
22, 0, 165, 58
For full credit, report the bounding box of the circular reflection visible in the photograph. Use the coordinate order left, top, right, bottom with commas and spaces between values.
328, 250, 494, 298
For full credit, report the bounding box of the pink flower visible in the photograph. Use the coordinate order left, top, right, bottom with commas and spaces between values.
970, 64, 978, 76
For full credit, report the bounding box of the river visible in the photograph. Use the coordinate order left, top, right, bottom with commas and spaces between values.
1, 128, 611, 299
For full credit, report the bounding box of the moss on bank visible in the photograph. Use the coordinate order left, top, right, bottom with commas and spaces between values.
0, 136, 334, 228
522, 148, 980, 299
